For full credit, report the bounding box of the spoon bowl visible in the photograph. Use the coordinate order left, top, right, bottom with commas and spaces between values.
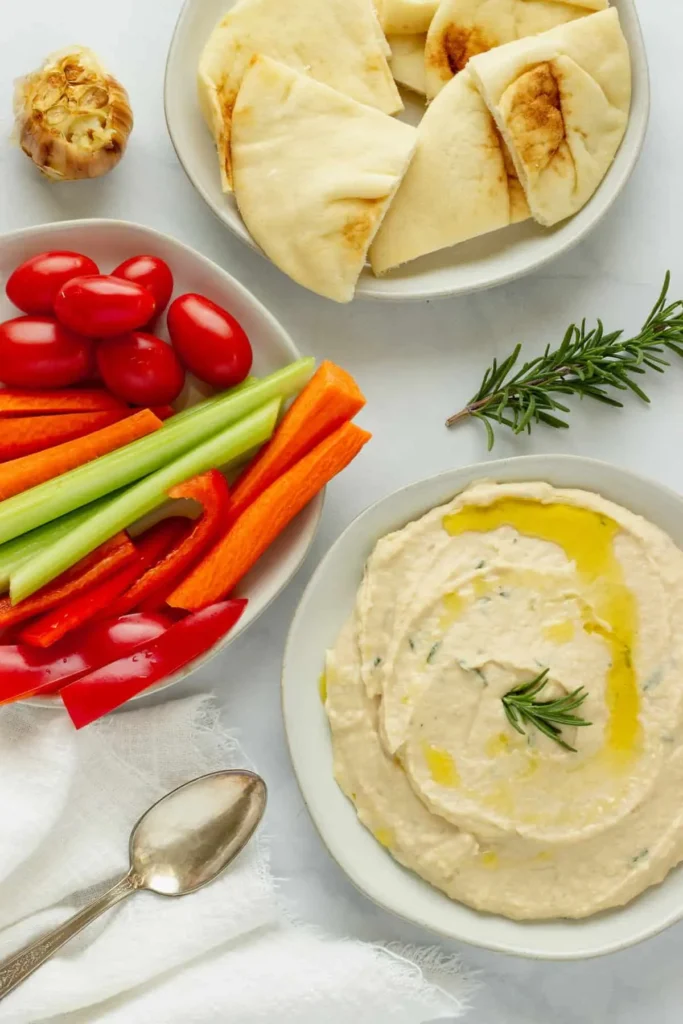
132, 771, 268, 896
0, 769, 267, 1000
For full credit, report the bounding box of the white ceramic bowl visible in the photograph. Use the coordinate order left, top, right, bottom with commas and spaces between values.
0, 219, 323, 705
165, 0, 649, 302
283, 455, 683, 959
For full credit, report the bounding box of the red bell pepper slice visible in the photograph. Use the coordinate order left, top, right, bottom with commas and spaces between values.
0, 533, 135, 631
0, 613, 174, 704
106, 470, 230, 618
20, 519, 186, 649
61, 599, 248, 728
134, 581, 180, 614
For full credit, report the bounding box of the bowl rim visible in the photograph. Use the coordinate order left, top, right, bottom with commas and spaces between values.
0, 217, 325, 708
282, 454, 683, 959
0, 217, 298, 352
164, 0, 650, 302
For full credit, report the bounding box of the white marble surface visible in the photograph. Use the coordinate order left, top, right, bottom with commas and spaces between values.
1, 1, 681, 1020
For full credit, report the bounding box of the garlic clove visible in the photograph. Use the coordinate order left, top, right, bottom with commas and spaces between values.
14, 46, 133, 181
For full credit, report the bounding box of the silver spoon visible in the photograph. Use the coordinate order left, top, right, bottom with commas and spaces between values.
0, 769, 267, 1001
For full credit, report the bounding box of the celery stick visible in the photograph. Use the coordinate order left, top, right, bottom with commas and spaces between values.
162, 376, 257, 428
0, 358, 314, 548
12, 399, 280, 602
0, 496, 117, 592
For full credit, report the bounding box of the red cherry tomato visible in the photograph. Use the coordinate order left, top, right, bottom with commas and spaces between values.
112, 255, 174, 315
55, 275, 157, 338
6, 251, 99, 315
167, 294, 253, 389
0, 316, 93, 388
96, 332, 185, 406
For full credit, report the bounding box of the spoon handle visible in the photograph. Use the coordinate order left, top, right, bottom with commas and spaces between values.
0, 873, 138, 1001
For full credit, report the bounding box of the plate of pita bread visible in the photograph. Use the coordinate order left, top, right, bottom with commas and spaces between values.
165, 0, 649, 303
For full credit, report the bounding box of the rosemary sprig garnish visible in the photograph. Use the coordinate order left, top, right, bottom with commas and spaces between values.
502, 669, 591, 753
447, 273, 683, 449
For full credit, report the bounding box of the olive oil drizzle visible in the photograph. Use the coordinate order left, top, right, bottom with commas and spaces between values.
443, 499, 641, 757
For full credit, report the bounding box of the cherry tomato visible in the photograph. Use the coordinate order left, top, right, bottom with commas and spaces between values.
96, 332, 185, 406
0, 316, 93, 388
6, 251, 99, 315
112, 255, 174, 315
55, 275, 157, 339
167, 294, 253, 389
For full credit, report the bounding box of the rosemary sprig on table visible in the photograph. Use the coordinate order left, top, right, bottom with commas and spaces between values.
502, 670, 591, 753
447, 273, 683, 449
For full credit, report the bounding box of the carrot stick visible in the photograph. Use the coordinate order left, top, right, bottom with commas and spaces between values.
0, 409, 163, 502
0, 411, 132, 462
168, 421, 372, 611
0, 533, 135, 629
0, 390, 128, 416
228, 361, 365, 522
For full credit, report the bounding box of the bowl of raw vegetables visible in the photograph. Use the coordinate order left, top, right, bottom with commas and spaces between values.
0, 220, 371, 726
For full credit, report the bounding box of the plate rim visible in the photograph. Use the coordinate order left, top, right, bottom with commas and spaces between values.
0, 217, 325, 708
281, 454, 683, 959
164, 0, 651, 302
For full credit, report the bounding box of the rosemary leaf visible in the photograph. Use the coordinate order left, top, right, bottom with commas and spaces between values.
501, 670, 592, 753
447, 274, 683, 447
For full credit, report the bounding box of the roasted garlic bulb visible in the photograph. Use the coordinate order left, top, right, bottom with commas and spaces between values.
14, 47, 133, 181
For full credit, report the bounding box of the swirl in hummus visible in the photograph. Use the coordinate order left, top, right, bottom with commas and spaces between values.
324, 481, 683, 920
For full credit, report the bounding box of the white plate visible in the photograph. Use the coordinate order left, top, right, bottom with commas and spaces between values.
164, 0, 650, 302
282, 455, 683, 959
0, 219, 323, 706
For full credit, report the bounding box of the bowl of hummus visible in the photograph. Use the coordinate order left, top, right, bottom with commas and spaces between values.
282, 455, 683, 958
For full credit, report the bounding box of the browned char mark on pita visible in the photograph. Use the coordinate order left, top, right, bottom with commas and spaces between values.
342, 197, 387, 254
505, 62, 568, 174
429, 24, 496, 77
220, 84, 237, 185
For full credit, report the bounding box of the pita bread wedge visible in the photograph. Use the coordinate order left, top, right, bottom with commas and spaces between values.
468, 8, 631, 226
543, 0, 608, 7
232, 57, 417, 302
424, 0, 605, 99
198, 0, 401, 193
389, 34, 428, 96
380, 0, 439, 34
370, 69, 528, 275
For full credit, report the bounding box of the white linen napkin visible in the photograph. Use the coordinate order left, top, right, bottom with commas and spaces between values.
0, 697, 474, 1023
